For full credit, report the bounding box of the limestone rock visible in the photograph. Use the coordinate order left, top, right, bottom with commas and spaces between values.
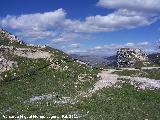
117, 48, 148, 68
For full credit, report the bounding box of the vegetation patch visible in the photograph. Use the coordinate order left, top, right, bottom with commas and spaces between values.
73, 82, 160, 120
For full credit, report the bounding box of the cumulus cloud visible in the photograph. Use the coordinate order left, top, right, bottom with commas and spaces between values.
0, 7, 157, 42
0, 9, 89, 43
97, 0, 160, 14
74, 9, 155, 32
0, 8, 68, 43
95, 0, 160, 33
1, 8, 66, 30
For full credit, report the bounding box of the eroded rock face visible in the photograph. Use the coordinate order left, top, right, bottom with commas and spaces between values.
117, 48, 148, 68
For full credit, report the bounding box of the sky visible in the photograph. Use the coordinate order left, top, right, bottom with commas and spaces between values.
0, 0, 160, 56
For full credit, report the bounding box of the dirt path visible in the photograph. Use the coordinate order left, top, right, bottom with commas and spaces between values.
90, 69, 120, 93
86, 68, 160, 96
14, 50, 51, 59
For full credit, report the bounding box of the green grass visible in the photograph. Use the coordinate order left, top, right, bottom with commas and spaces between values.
0, 38, 24, 47
0, 45, 100, 119
113, 69, 160, 80
0, 38, 10, 46
74, 82, 160, 120
1, 58, 50, 82
1, 80, 159, 119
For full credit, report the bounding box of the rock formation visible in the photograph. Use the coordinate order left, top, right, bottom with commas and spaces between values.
117, 48, 148, 68
0, 28, 22, 43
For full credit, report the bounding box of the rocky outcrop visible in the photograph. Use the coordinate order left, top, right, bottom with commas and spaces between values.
0, 28, 22, 42
117, 48, 148, 68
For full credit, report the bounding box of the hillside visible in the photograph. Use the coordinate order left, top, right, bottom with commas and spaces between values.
0, 29, 100, 118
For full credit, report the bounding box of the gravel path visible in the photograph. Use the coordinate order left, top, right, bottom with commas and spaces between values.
89, 68, 160, 95
90, 69, 120, 93
119, 76, 160, 90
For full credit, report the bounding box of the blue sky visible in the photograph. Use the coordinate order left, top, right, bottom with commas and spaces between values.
0, 0, 160, 56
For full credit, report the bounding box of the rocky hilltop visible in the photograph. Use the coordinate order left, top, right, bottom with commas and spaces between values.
117, 48, 149, 68
0, 28, 22, 43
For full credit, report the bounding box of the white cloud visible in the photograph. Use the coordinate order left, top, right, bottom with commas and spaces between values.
53, 33, 81, 43
69, 43, 80, 48
0, 8, 68, 43
74, 9, 155, 32
52, 32, 91, 44
0, 7, 158, 55
97, 0, 160, 14
0, 8, 157, 41
1, 8, 66, 30
126, 42, 135, 47
90, 42, 150, 53
67, 41, 151, 55
66, 49, 87, 54
94, 0, 159, 33
16, 30, 57, 40
84, 41, 160, 55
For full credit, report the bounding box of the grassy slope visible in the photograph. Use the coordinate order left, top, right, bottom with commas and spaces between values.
75, 83, 160, 120
0, 38, 99, 118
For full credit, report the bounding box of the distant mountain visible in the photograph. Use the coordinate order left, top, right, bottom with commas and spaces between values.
70, 54, 117, 68
71, 49, 160, 68
148, 53, 160, 66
